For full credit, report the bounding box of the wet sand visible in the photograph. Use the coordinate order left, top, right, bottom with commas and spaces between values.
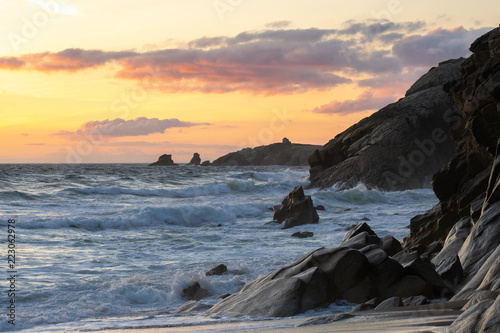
78, 301, 464, 333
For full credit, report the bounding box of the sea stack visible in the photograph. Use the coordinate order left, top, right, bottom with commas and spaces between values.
189, 153, 201, 165
149, 154, 175, 166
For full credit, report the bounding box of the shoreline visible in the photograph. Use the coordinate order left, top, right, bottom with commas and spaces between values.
73, 301, 464, 333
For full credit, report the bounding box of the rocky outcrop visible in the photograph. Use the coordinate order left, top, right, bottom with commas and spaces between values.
272, 186, 319, 229
404, 28, 500, 265
189, 153, 201, 165
308, 59, 464, 190
212, 139, 321, 166
204, 224, 444, 318
148, 154, 175, 166
388, 27, 500, 332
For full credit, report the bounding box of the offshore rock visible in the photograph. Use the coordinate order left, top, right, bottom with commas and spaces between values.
189, 153, 201, 165
308, 59, 463, 191
273, 186, 319, 229
149, 154, 175, 166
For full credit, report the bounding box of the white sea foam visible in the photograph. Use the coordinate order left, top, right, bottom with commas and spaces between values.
0, 164, 438, 332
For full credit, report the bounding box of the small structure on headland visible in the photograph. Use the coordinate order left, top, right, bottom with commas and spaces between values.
149, 154, 175, 166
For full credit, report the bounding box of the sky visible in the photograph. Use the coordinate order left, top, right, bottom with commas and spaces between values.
0, 0, 498, 163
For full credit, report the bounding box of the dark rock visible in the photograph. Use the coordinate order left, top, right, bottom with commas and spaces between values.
452, 245, 500, 301
402, 257, 450, 297
341, 223, 377, 244
291, 231, 314, 239
182, 282, 211, 301
149, 154, 175, 166
340, 231, 380, 249
371, 257, 405, 292
175, 300, 212, 314
382, 275, 433, 299
360, 217, 371, 221
297, 313, 353, 327
402, 295, 429, 307
350, 297, 381, 312
308, 59, 462, 191
315, 205, 326, 211
273, 186, 319, 229
463, 290, 500, 310
206, 264, 227, 276
204, 266, 331, 317
374, 296, 403, 310
217, 293, 231, 299
212, 141, 321, 166
379, 235, 403, 256
188, 153, 201, 165
449, 299, 495, 333
201, 160, 211, 166
360, 245, 388, 266
282, 137, 291, 144
393, 250, 419, 266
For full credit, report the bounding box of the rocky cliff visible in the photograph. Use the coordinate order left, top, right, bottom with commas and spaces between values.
212, 139, 321, 166
308, 58, 464, 191
403, 27, 500, 331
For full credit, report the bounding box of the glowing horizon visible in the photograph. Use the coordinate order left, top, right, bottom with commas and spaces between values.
1, 0, 498, 163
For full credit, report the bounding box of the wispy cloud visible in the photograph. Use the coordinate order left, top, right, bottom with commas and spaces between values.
55, 117, 209, 137
311, 91, 397, 116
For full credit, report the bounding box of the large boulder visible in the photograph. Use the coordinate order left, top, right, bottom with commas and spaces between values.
189, 153, 201, 165
205, 224, 441, 318
212, 139, 321, 166
308, 59, 463, 191
272, 186, 319, 229
149, 154, 175, 166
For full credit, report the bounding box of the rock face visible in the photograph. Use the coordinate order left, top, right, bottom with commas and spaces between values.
205, 223, 444, 318
149, 154, 175, 166
212, 140, 321, 166
308, 59, 464, 190
272, 186, 319, 229
403, 28, 500, 273
388, 27, 500, 332
189, 153, 201, 165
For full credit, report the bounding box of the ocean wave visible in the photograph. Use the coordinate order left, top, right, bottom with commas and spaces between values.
313, 184, 388, 205
0, 190, 39, 201
61, 180, 259, 199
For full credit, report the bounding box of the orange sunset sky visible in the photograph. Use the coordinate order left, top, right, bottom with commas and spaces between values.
0, 0, 498, 163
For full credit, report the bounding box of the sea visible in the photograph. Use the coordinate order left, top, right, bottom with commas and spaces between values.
0, 164, 438, 332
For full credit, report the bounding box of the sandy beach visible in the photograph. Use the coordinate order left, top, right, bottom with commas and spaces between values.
76, 301, 464, 333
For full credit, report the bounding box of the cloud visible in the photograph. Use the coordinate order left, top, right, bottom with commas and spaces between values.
393, 26, 493, 67
311, 91, 397, 116
0, 21, 493, 95
265, 21, 292, 29
19, 48, 137, 71
56, 117, 209, 137
0, 57, 25, 69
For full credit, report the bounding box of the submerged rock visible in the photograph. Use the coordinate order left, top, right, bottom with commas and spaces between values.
182, 282, 210, 301
206, 264, 227, 276
272, 186, 319, 229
